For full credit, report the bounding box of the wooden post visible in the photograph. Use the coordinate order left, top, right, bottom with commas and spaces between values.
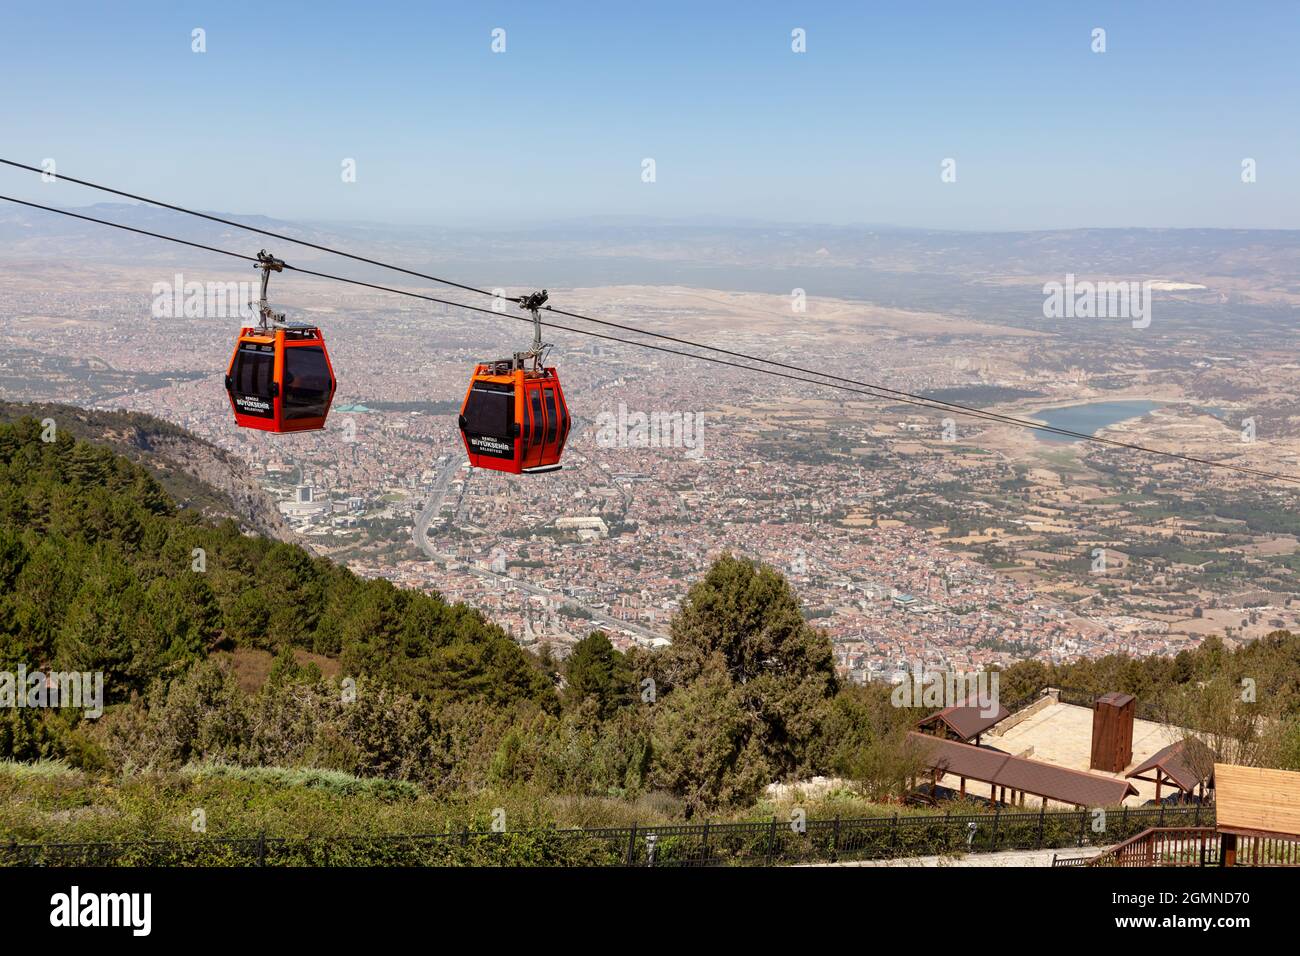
1221, 832, 1238, 868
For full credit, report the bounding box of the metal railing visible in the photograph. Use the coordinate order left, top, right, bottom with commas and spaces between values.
2, 805, 1208, 868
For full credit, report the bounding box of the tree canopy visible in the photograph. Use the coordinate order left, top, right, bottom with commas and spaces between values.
6, 416, 1300, 816
0, 417, 554, 709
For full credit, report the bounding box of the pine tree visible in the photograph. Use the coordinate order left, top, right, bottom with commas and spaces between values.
562, 630, 632, 717
651, 553, 840, 800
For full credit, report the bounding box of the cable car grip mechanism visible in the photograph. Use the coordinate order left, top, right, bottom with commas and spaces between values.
513, 289, 550, 370
253, 249, 286, 331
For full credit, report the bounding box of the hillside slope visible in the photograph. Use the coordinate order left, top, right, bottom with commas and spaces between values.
0, 401, 293, 540
0, 415, 555, 709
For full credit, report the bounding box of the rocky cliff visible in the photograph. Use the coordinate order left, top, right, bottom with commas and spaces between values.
0, 401, 296, 542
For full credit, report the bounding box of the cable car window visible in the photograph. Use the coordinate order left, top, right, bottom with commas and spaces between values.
234, 346, 275, 397
544, 388, 558, 443
282, 346, 333, 419
464, 384, 514, 439
530, 390, 543, 444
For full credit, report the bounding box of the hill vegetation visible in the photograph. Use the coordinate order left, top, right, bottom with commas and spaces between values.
0, 401, 293, 538
0, 417, 898, 816
2, 415, 1299, 838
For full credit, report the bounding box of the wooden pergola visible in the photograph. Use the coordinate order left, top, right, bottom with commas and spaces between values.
915, 700, 1010, 746
1126, 739, 1213, 803
909, 732, 1138, 809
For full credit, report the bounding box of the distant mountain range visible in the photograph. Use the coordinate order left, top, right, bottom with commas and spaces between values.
4, 200, 1298, 274
2, 201, 1297, 332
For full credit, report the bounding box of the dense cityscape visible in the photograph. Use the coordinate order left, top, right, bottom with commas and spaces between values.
4, 264, 1297, 680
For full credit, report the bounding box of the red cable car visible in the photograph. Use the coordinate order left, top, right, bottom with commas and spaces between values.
459, 291, 570, 474
225, 251, 336, 433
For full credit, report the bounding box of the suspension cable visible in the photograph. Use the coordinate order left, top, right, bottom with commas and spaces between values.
1, 191, 1295, 486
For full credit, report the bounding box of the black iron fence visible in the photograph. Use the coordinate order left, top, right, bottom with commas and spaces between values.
2, 804, 1208, 867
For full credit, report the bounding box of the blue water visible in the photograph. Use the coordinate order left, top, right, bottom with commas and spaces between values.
1033, 400, 1161, 443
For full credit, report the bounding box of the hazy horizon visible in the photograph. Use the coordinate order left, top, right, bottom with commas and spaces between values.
8, 199, 1300, 238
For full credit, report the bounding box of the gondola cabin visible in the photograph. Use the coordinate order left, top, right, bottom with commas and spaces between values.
459, 362, 569, 474
225, 324, 337, 432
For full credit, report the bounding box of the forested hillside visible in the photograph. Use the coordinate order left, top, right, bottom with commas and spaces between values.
0, 416, 554, 710
2, 415, 1300, 830
0, 401, 293, 539
0, 416, 859, 813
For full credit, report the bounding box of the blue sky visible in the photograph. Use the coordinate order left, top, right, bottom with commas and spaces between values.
2, 1, 1297, 229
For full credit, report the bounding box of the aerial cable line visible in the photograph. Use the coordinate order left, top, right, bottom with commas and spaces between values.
0, 158, 495, 299
0, 194, 1038, 434
2, 192, 1296, 486
7, 157, 1082, 420
3, 192, 1292, 484
0, 160, 1155, 431
0, 157, 1274, 469
4, 157, 1270, 479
